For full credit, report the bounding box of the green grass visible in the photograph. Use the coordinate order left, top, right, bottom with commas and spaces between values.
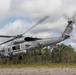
0, 63, 76, 68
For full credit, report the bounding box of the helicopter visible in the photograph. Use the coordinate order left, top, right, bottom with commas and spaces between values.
0, 12, 76, 60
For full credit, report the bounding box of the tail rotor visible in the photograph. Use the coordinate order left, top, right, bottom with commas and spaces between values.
64, 10, 76, 24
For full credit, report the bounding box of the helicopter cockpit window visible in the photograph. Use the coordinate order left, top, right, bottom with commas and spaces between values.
12, 45, 20, 50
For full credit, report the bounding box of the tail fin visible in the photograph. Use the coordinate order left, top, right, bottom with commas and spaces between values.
61, 23, 73, 39
61, 11, 76, 39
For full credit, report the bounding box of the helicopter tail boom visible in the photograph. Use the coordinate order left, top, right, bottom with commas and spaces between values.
61, 23, 73, 39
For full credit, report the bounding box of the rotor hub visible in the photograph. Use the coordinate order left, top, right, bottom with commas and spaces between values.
68, 20, 73, 24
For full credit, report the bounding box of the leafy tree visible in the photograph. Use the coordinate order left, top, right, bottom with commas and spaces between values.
51, 44, 60, 63
41, 47, 51, 63
51, 44, 75, 63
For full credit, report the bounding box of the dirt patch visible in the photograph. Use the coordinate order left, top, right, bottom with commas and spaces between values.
0, 68, 76, 75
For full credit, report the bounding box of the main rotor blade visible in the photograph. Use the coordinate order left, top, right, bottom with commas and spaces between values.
0, 38, 14, 45
0, 35, 15, 38
22, 16, 50, 35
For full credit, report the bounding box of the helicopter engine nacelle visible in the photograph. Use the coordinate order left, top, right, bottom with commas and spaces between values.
24, 37, 41, 41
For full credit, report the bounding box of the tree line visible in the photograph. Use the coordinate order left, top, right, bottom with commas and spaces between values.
0, 43, 76, 64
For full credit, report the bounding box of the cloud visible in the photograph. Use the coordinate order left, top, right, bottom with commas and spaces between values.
0, 0, 11, 24
10, 0, 62, 18
0, 0, 11, 12
0, 0, 76, 23
69, 42, 76, 50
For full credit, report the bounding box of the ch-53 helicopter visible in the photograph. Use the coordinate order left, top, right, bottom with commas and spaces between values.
0, 12, 76, 60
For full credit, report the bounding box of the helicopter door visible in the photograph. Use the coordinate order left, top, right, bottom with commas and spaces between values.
12, 45, 20, 50
16, 45, 20, 50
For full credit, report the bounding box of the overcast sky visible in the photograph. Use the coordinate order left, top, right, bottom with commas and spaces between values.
0, 0, 76, 50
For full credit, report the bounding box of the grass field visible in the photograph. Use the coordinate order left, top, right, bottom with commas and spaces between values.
0, 63, 76, 68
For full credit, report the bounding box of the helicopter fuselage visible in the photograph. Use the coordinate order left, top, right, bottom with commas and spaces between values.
0, 37, 64, 57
